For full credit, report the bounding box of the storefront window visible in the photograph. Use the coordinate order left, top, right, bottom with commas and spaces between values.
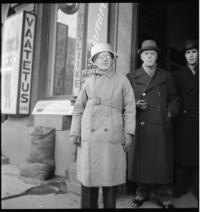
52, 3, 108, 97
53, 3, 83, 96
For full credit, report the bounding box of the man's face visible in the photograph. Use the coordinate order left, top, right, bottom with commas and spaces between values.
93, 51, 113, 71
185, 48, 198, 66
141, 50, 157, 67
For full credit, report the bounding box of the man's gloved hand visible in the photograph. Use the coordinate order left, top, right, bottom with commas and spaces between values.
123, 134, 133, 152
70, 135, 81, 146
167, 111, 172, 118
136, 99, 148, 110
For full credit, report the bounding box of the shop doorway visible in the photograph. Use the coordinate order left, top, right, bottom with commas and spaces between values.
135, 1, 198, 72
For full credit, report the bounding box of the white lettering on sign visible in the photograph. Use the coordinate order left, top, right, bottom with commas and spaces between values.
81, 68, 96, 84
88, 3, 107, 52
19, 12, 36, 114
86, 3, 108, 71
32, 100, 74, 115
73, 4, 85, 96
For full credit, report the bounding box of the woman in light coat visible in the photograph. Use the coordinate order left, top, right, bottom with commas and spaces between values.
70, 43, 136, 208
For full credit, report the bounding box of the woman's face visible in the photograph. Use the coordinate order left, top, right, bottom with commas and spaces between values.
93, 51, 113, 71
185, 48, 198, 66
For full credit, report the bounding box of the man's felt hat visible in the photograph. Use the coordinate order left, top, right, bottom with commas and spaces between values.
183, 40, 198, 53
138, 40, 160, 55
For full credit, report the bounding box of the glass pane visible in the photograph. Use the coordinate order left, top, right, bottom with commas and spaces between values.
86, 3, 108, 69
53, 3, 80, 96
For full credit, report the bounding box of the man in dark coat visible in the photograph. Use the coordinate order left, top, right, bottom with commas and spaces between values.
127, 40, 179, 208
172, 40, 199, 200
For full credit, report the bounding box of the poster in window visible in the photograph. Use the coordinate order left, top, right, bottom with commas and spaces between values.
1, 11, 36, 114
53, 23, 68, 95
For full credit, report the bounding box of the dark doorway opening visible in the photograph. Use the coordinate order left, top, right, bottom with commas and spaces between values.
136, 1, 198, 72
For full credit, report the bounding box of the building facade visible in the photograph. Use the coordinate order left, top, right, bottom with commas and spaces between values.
1, 3, 198, 176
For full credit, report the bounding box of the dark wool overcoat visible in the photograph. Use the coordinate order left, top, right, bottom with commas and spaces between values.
174, 65, 199, 167
127, 66, 179, 184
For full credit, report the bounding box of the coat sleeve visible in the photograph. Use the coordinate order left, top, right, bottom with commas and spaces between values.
167, 72, 180, 119
123, 77, 136, 135
70, 81, 88, 137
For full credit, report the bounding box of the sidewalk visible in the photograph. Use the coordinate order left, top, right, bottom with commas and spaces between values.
1, 163, 199, 209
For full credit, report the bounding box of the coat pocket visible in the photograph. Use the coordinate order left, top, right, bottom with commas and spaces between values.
107, 111, 123, 144
81, 109, 91, 142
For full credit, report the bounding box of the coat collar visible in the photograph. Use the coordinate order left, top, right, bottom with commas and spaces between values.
95, 67, 115, 78
183, 65, 199, 94
134, 66, 166, 91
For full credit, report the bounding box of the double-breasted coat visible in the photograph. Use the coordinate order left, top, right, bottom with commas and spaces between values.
127, 66, 179, 184
70, 69, 136, 187
174, 65, 199, 167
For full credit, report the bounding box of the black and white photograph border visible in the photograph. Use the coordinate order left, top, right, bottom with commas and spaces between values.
1, 0, 199, 210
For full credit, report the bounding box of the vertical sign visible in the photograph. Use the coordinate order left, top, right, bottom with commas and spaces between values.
19, 12, 36, 114
72, 4, 85, 96
1, 11, 36, 114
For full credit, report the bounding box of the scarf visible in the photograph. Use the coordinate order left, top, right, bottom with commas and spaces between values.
142, 63, 157, 77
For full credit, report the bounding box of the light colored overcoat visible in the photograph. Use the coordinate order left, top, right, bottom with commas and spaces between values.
70, 69, 136, 187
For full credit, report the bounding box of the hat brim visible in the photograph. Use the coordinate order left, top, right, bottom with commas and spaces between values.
183, 46, 198, 53
138, 47, 160, 55
89, 51, 118, 63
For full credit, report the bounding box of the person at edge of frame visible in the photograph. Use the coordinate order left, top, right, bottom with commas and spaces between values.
69, 42, 136, 208
126, 39, 179, 208
172, 40, 199, 201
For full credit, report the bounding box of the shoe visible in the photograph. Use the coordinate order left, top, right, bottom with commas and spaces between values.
158, 201, 175, 208
130, 197, 148, 208
171, 192, 185, 199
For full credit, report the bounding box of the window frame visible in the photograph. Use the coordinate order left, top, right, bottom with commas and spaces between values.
46, 3, 88, 98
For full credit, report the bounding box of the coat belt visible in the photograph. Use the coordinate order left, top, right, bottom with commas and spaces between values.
87, 97, 122, 111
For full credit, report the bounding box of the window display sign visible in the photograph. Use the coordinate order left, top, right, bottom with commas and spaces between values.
32, 99, 74, 115
1, 11, 36, 114
81, 68, 96, 84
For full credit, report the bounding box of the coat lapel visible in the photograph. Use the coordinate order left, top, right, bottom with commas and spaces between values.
145, 67, 166, 92
133, 67, 149, 86
183, 65, 199, 94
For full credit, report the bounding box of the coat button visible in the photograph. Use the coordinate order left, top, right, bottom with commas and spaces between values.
91, 129, 95, 132
140, 121, 145, 126
184, 110, 187, 114
157, 91, 161, 96
142, 93, 146, 97
104, 128, 108, 132
94, 97, 101, 105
